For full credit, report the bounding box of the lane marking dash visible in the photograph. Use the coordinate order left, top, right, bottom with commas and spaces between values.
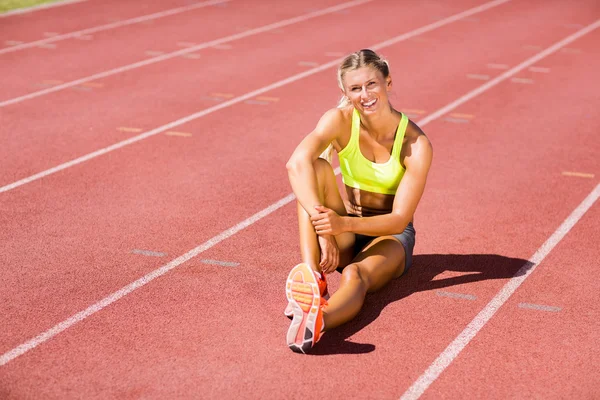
117, 127, 143, 133
562, 171, 595, 179
449, 113, 474, 119
181, 53, 201, 59
211, 44, 232, 50
201, 259, 239, 267
165, 131, 192, 137
436, 291, 477, 301
210, 92, 235, 98
528, 66, 551, 73
518, 303, 562, 312
511, 77, 534, 84
244, 100, 271, 105
255, 96, 279, 102
131, 249, 167, 257
401, 109, 426, 114
487, 63, 509, 70
466, 74, 490, 80
443, 117, 470, 123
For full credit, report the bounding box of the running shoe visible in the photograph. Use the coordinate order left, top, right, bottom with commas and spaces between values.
285, 263, 327, 353
284, 267, 328, 318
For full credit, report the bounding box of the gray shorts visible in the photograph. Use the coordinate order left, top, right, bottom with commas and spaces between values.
353, 222, 416, 272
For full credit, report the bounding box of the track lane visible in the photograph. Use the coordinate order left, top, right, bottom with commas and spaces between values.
420, 202, 600, 399
0, 0, 227, 46
1, 0, 501, 352
410, 28, 600, 399
1, 1, 598, 398
0, 0, 357, 102
1, 0, 596, 354
0, 0, 231, 56
0, 0, 498, 185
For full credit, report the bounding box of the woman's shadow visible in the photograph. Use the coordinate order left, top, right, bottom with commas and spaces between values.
311, 253, 532, 355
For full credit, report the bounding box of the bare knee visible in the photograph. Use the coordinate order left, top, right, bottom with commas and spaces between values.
341, 263, 369, 292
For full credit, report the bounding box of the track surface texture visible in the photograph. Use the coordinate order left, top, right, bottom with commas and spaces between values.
1, 0, 598, 399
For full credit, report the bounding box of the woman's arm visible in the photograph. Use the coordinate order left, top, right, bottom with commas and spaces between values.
312, 123, 433, 236
286, 108, 344, 217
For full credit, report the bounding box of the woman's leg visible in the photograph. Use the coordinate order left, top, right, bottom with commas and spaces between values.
297, 158, 355, 272
322, 236, 406, 330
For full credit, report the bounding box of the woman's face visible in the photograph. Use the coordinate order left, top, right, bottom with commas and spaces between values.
342, 66, 391, 114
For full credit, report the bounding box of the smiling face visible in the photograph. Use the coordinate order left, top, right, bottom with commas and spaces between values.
341, 66, 392, 114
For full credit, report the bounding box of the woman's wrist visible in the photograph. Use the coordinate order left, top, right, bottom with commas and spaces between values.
342, 215, 353, 233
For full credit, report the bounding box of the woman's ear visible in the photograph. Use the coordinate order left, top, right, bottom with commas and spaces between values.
339, 88, 349, 101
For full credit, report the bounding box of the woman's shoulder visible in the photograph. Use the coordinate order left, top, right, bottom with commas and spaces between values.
320, 106, 353, 125
315, 106, 353, 134
402, 118, 433, 164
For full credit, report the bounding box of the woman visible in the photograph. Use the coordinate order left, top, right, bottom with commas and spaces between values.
285, 49, 433, 353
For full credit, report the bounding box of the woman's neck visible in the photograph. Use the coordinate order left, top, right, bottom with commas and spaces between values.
358, 103, 399, 138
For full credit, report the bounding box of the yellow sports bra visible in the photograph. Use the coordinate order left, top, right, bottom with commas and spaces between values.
338, 108, 408, 195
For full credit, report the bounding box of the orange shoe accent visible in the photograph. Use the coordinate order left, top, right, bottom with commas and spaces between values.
284, 266, 328, 318
285, 264, 327, 353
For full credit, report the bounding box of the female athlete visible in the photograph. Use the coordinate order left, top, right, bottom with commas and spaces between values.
285, 49, 433, 353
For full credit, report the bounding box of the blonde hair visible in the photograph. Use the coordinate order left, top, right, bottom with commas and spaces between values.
319, 49, 391, 163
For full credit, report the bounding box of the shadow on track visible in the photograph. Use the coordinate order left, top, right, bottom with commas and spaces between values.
310, 253, 532, 356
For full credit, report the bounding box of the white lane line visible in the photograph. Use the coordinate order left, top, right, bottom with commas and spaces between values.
400, 184, 599, 400
399, 21, 600, 400
0, 0, 86, 17
0, 0, 230, 55
518, 303, 562, 312
0, 0, 373, 108
0, 193, 296, 366
416, 19, 600, 127
0, 0, 511, 194
369, 0, 510, 51
0, 0, 512, 364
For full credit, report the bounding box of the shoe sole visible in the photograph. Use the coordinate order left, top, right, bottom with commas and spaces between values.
285, 264, 322, 354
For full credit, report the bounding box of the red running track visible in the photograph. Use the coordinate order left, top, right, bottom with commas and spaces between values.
0, 0, 599, 398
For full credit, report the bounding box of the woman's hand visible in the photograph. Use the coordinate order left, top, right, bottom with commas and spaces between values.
317, 234, 339, 274
311, 205, 347, 236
